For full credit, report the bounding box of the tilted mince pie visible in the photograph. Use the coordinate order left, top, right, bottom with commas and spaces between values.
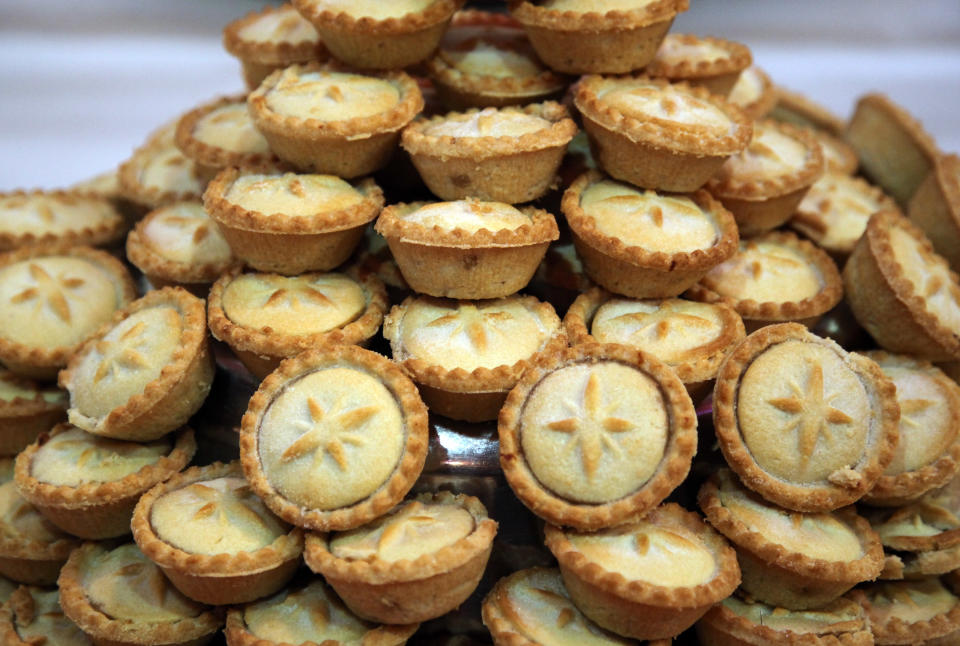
563, 287, 745, 403
508, 0, 689, 75
0, 244, 135, 380
844, 210, 960, 362
499, 343, 697, 531
847, 578, 960, 646
131, 461, 303, 606
910, 153, 960, 273
247, 61, 424, 177
374, 199, 559, 300
643, 33, 752, 97
304, 491, 498, 624
727, 65, 777, 121
224, 579, 419, 646
706, 119, 825, 236
543, 503, 740, 641
118, 123, 205, 210
770, 85, 846, 137
208, 265, 388, 379
125, 201, 236, 291
0, 480, 79, 586
698, 468, 884, 610
14, 423, 196, 540
0, 368, 66, 456
573, 75, 752, 192
60, 287, 214, 442
291, 0, 464, 70
0, 190, 126, 253
382, 294, 565, 422
0, 586, 92, 645
426, 10, 569, 110
240, 344, 429, 532
222, 3, 327, 90
686, 231, 843, 332
562, 170, 739, 299
57, 542, 222, 646
203, 166, 384, 275
401, 102, 578, 204
712, 323, 900, 512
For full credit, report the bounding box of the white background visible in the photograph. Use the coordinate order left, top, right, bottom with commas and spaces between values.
0, 0, 958, 191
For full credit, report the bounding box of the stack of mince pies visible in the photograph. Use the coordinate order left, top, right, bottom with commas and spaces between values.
2, 0, 960, 644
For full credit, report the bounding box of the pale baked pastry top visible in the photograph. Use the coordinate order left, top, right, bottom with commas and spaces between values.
723, 595, 865, 635
9, 588, 91, 645
243, 580, 373, 643
422, 107, 552, 138
308, 0, 436, 20
224, 173, 365, 217
888, 225, 960, 332
596, 79, 734, 135
0, 193, 122, 237
150, 476, 289, 555
519, 361, 667, 504
729, 66, 765, 108
579, 179, 720, 253
699, 239, 823, 303
222, 272, 367, 335
191, 101, 271, 155
869, 499, 960, 543
399, 200, 532, 233
793, 173, 889, 251
329, 498, 474, 562
136, 144, 203, 197
0, 369, 65, 405
0, 481, 67, 544
862, 579, 960, 626
440, 38, 546, 79
715, 120, 811, 183
653, 34, 732, 66
264, 68, 401, 121
30, 426, 171, 486
238, 5, 319, 44
141, 202, 233, 266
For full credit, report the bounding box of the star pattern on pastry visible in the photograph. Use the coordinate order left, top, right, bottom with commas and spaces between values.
529, 587, 578, 629
207, 107, 248, 128
544, 372, 635, 479
114, 561, 171, 608
885, 499, 960, 531
262, 278, 334, 310
9, 263, 86, 324
611, 308, 714, 342
186, 482, 270, 534
160, 214, 211, 245
281, 396, 378, 471
425, 304, 513, 353
899, 397, 935, 429
742, 244, 805, 280
766, 362, 853, 466
375, 502, 438, 556
93, 321, 151, 383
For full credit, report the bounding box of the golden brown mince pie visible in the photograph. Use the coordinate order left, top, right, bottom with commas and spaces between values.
0, 244, 135, 380
844, 210, 960, 362
0, 368, 66, 456
574, 75, 752, 192
208, 265, 387, 379
131, 461, 303, 606
14, 423, 195, 540
543, 503, 740, 641
0, 586, 92, 645
811, 127, 860, 175
118, 123, 205, 210
401, 102, 578, 204
562, 170, 739, 299
0, 190, 127, 253
0, 479, 79, 586
508, 0, 689, 75
564, 287, 745, 403
727, 65, 777, 120
247, 61, 424, 177
713, 323, 900, 512
57, 542, 222, 646
374, 199, 558, 299
203, 166, 384, 275
643, 33, 752, 96
847, 578, 960, 646
224, 579, 419, 646
240, 345, 429, 532
699, 468, 884, 609
222, 3, 327, 90
383, 294, 565, 422
910, 153, 960, 273
60, 287, 213, 442
499, 343, 697, 531
304, 491, 498, 624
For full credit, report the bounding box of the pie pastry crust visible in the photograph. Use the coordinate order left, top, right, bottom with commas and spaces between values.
240, 344, 429, 532
401, 102, 577, 203
0, 481, 79, 586
812, 128, 860, 175
131, 461, 304, 606
0, 190, 127, 253
14, 423, 196, 540
712, 323, 900, 512
644, 33, 752, 96
909, 153, 960, 272
770, 85, 846, 137
0, 586, 92, 645
847, 578, 960, 646
0, 369, 67, 456
499, 343, 697, 531
543, 503, 740, 641
728, 65, 777, 121
203, 166, 384, 275
118, 125, 205, 210
304, 491, 498, 624
60, 287, 214, 442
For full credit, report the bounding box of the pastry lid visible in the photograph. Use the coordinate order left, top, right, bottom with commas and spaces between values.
222, 3, 325, 66
0, 190, 126, 252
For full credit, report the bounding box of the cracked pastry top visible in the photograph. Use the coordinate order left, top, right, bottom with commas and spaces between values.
0, 190, 126, 253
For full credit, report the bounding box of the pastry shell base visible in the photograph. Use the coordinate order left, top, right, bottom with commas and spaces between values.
909, 154, 960, 272
0, 387, 66, 456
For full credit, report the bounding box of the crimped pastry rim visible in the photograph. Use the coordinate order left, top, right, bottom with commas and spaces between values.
866, 502, 960, 554
222, 3, 325, 66
0, 189, 127, 252
59, 287, 209, 437
731, 65, 778, 121
383, 293, 566, 393
0, 586, 96, 646
498, 342, 697, 531
698, 469, 884, 583
130, 461, 304, 578
850, 92, 941, 165
374, 200, 559, 248
773, 85, 847, 136
563, 169, 740, 273
563, 286, 745, 385
543, 503, 740, 608
508, 0, 688, 30
204, 166, 385, 235
208, 264, 388, 360
57, 542, 223, 645
644, 33, 752, 80
847, 579, 960, 645
932, 153, 960, 226
711, 323, 901, 512
174, 93, 279, 172
14, 423, 196, 510
0, 244, 136, 372
292, 0, 462, 36
0, 491, 79, 563
686, 229, 844, 322
401, 102, 577, 161
303, 490, 497, 584
0, 370, 67, 419
117, 137, 204, 210
239, 344, 429, 532
574, 75, 752, 156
